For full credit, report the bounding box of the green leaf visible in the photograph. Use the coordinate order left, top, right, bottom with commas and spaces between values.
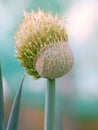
0, 63, 5, 130
6, 75, 25, 130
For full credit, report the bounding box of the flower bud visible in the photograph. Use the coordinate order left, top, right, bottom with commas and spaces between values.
15, 9, 74, 79
34, 41, 73, 79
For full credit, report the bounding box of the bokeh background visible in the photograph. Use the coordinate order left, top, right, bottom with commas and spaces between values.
0, 0, 98, 130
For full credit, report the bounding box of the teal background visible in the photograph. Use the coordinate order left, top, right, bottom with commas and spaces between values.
0, 0, 98, 120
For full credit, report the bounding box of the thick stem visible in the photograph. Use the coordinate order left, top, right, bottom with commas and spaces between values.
44, 79, 55, 130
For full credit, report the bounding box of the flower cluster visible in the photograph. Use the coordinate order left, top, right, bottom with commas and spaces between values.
15, 9, 73, 79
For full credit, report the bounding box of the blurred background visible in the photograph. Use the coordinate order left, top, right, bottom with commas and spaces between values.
0, 0, 98, 130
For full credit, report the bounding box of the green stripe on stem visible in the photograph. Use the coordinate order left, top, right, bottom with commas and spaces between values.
44, 79, 55, 130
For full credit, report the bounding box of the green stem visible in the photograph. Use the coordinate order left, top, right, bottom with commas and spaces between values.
44, 79, 55, 130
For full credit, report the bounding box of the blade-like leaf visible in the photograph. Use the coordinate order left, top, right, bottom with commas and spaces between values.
6, 75, 25, 130
0, 63, 5, 130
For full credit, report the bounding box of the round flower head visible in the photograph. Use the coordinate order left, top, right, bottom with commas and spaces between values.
15, 9, 74, 79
